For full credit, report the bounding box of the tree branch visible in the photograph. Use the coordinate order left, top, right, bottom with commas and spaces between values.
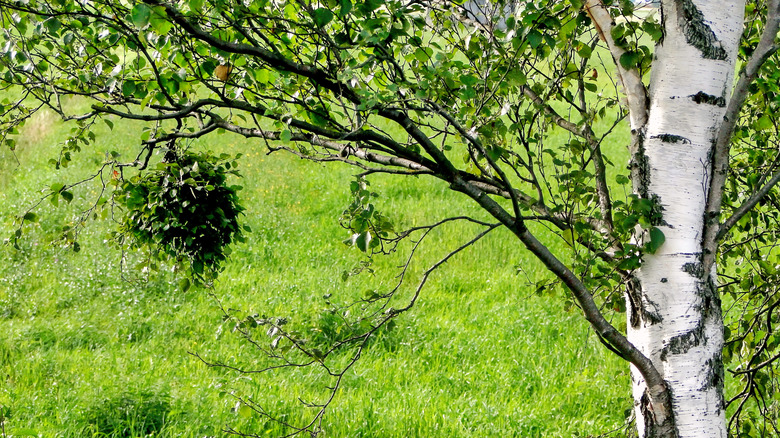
583, 0, 649, 129
143, 0, 362, 104
213, 121, 436, 174
716, 168, 780, 241
520, 85, 588, 137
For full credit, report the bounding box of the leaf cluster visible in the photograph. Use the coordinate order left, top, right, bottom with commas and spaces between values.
114, 150, 247, 283
340, 177, 394, 254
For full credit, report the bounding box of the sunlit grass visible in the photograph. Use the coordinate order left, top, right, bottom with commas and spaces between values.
0, 101, 632, 437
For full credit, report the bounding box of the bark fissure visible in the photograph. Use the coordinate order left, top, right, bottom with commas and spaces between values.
630, 128, 651, 197
643, 295, 665, 325
627, 279, 643, 329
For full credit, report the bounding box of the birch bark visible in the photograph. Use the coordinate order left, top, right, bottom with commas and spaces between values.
628, 1, 745, 436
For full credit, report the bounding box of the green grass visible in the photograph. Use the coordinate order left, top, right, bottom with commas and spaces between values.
0, 105, 632, 437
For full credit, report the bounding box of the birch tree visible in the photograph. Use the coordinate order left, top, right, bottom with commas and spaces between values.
1, 0, 780, 436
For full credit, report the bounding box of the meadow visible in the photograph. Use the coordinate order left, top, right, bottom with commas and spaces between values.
0, 102, 632, 437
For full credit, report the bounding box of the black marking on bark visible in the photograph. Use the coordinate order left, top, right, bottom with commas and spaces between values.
643, 295, 664, 325
690, 91, 726, 107
660, 318, 706, 361
700, 354, 725, 411
648, 194, 666, 227
651, 134, 691, 144
702, 275, 721, 318
675, 0, 728, 60
661, 259, 723, 361
660, 277, 668, 283
701, 277, 725, 413
627, 278, 663, 328
683, 253, 721, 315
682, 261, 704, 279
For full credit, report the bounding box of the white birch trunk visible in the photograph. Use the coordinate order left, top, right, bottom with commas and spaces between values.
628, 1, 745, 436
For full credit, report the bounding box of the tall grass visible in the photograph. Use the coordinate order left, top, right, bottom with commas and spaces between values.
0, 104, 632, 437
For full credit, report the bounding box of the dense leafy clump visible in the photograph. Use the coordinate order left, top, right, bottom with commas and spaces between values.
115, 150, 247, 283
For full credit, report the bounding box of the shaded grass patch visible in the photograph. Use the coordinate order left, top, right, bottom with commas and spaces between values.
79, 386, 172, 437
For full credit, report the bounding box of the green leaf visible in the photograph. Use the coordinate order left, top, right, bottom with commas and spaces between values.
507, 69, 527, 86
646, 227, 666, 254
560, 18, 577, 38
280, 129, 292, 143
189, 0, 204, 13
339, 0, 353, 17
60, 191, 74, 203
460, 74, 479, 86
414, 47, 431, 62
22, 212, 38, 222
255, 69, 270, 83
577, 44, 592, 58
527, 30, 543, 49
355, 231, 371, 252
313, 8, 334, 28
131, 4, 152, 29
618, 256, 641, 271
619, 51, 641, 69
562, 228, 577, 247
238, 404, 253, 418
44, 18, 61, 34
756, 115, 773, 131
122, 80, 136, 97
150, 7, 173, 34
362, 0, 382, 13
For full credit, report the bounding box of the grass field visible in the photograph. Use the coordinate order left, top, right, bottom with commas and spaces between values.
0, 104, 632, 437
